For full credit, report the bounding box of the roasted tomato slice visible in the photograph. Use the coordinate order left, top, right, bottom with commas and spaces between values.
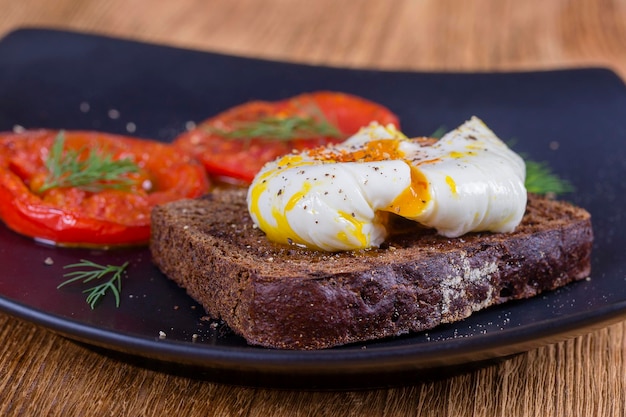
0, 130, 210, 247
173, 91, 400, 183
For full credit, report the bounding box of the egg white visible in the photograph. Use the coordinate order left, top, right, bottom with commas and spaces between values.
247, 117, 527, 251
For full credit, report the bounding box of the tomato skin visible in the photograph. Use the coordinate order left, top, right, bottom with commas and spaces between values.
173, 91, 400, 183
0, 130, 210, 247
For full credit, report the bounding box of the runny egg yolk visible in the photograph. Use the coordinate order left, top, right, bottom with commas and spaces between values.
388, 167, 430, 217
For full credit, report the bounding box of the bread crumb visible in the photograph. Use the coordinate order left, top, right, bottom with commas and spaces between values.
192, 333, 199, 342
43, 257, 54, 266
158, 331, 167, 339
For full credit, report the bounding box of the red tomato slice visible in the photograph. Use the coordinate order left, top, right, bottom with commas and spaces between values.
173, 91, 400, 183
0, 130, 210, 247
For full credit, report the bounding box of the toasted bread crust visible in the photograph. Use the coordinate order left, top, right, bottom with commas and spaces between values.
150, 189, 593, 349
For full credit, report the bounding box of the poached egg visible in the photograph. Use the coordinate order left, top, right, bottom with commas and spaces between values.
247, 117, 527, 251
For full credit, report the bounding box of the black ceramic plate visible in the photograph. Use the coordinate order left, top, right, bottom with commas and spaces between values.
0, 28, 625, 390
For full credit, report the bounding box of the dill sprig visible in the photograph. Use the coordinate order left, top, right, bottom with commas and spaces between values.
211, 114, 342, 141
57, 260, 129, 309
429, 126, 448, 139
525, 160, 574, 195
38, 131, 140, 193
206, 101, 342, 142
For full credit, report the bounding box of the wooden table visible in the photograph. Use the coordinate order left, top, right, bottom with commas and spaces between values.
1, 0, 625, 415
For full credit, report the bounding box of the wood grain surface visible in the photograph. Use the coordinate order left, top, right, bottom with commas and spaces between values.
1, 0, 626, 416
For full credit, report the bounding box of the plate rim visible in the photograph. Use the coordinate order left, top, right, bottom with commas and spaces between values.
2, 280, 626, 372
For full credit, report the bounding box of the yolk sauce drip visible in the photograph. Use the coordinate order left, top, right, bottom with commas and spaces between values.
248, 154, 317, 247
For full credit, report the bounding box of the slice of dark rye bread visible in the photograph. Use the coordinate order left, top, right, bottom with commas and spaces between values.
149, 189, 593, 350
